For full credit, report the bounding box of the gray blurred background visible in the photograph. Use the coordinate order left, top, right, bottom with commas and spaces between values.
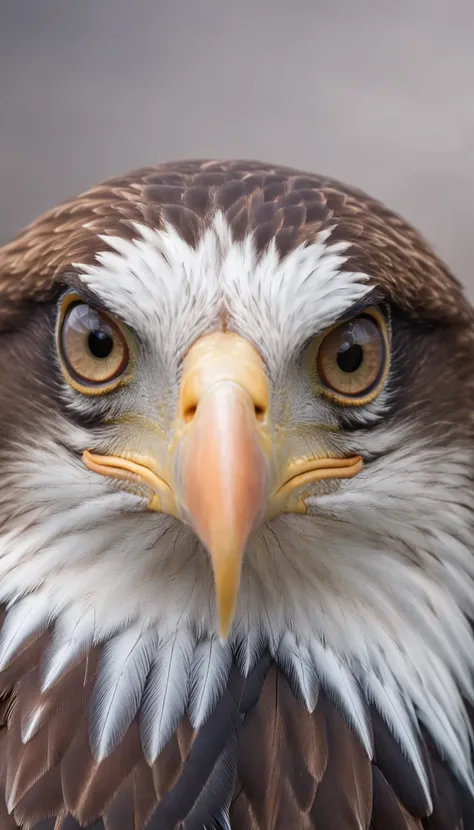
1, 0, 473, 298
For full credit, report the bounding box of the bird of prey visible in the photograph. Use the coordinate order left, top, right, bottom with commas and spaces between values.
0, 159, 472, 830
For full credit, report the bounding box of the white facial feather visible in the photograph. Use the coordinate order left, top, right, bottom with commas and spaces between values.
0, 218, 472, 810
77, 217, 371, 371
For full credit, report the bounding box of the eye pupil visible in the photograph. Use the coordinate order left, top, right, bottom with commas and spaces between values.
336, 342, 364, 373
316, 311, 388, 403
58, 300, 129, 389
88, 329, 114, 359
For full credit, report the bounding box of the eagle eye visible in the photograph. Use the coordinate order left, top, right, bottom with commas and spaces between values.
316, 309, 389, 405
57, 297, 130, 393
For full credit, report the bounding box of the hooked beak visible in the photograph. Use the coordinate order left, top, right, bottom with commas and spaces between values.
83, 333, 362, 639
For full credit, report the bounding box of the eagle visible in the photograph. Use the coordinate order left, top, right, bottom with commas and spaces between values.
0, 159, 472, 830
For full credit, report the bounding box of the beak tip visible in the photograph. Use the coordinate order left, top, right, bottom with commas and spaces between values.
215, 583, 239, 643
218, 629, 231, 645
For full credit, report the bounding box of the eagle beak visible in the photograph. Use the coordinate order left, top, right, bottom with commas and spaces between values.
82, 332, 362, 640
173, 334, 272, 639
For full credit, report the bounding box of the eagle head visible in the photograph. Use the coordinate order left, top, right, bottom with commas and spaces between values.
0, 160, 472, 828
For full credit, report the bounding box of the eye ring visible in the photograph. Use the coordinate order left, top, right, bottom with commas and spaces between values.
56, 294, 132, 395
315, 308, 390, 406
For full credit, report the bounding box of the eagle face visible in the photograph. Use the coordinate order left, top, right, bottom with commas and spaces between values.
0, 160, 472, 828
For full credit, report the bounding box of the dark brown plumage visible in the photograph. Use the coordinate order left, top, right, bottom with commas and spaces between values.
0, 643, 470, 829
0, 160, 471, 323
0, 160, 472, 829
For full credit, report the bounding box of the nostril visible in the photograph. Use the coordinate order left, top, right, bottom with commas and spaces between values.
254, 403, 266, 422
182, 402, 198, 423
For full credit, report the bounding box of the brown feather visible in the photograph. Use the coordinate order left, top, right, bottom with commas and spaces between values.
61, 720, 141, 825
152, 717, 195, 800
12, 762, 63, 829
0, 644, 471, 827
310, 696, 372, 829
102, 779, 135, 830
131, 761, 157, 830
371, 766, 423, 830
0, 160, 472, 326
234, 666, 327, 829
0, 632, 49, 697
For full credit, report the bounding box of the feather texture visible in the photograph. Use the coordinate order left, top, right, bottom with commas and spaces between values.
309, 640, 373, 758
234, 666, 328, 829
139, 629, 194, 764
364, 674, 432, 808
371, 767, 422, 830
40, 608, 96, 692
90, 626, 159, 761
371, 707, 432, 818
0, 648, 471, 827
0, 599, 49, 671
188, 638, 232, 729
275, 633, 319, 712
310, 696, 372, 829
